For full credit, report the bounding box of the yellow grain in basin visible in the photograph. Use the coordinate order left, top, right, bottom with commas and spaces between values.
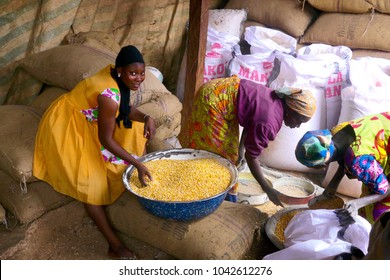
130, 158, 231, 201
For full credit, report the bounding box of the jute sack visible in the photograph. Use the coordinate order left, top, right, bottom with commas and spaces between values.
0, 105, 42, 185
307, 0, 374, 13
0, 170, 72, 224
20, 44, 173, 107
107, 192, 264, 260
136, 93, 182, 120
352, 49, 390, 60
65, 31, 121, 55
300, 13, 390, 52
370, 0, 390, 13
0, 204, 5, 224
146, 137, 177, 153
4, 67, 43, 106
30, 86, 68, 113
19, 44, 116, 90
225, 0, 319, 37
155, 112, 181, 140
307, 0, 390, 14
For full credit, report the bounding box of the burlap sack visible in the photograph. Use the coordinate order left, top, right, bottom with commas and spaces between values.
307, 0, 374, 13
19, 44, 116, 90
0, 204, 5, 224
0, 170, 72, 224
146, 137, 176, 153
370, 0, 390, 13
300, 12, 390, 52
20, 44, 173, 106
30, 86, 68, 113
308, 0, 390, 14
225, 0, 319, 37
352, 49, 390, 60
4, 67, 43, 106
155, 112, 181, 140
136, 93, 182, 120
107, 191, 265, 260
65, 31, 121, 55
0, 105, 42, 185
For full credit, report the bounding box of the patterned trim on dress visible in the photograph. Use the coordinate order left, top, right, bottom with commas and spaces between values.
81, 88, 128, 164
81, 88, 120, 122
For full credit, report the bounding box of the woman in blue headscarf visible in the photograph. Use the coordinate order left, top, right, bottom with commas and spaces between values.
295, 112, 390, 225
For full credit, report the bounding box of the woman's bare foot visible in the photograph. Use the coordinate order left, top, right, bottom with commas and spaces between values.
108, 246, 137, 260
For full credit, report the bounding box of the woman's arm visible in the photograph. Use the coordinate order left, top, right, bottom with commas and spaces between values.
236, 128, 247, 171
323, 163, 345, 197
245, 151, 284, 207
129, 106, 156, 141
97, 95, 151, 185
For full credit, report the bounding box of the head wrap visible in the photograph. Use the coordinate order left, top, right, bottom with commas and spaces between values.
295, 129, 335, 167
275, 87, 316, 118
115, 45, 144, 68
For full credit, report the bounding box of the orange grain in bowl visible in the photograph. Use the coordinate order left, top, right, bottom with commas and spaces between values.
274, 209, 305, 244
309, 196, 344, 210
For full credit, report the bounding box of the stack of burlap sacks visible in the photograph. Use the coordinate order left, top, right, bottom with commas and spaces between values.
226, 0, 390, 58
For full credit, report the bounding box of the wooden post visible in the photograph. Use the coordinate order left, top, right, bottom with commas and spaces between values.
178, 0, 209, 140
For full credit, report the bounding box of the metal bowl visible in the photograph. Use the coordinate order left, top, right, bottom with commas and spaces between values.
265, 206, 308, 249
273, 177, 316, 205
122, 148, 238, 222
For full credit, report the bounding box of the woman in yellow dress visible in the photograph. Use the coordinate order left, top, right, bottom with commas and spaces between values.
33, 45, 156, 259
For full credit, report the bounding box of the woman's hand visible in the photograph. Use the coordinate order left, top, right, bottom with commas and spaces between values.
144, 116, 156, 141
264, 188, 284, 207
136, 163, 153, 187
235, 156, 247, 172
244, 152, 284, 207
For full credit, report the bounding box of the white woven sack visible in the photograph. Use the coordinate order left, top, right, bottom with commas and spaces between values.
297, 44, 353, 129
338, 57, 390, 123
227, 52, 276, 85
244, 26, 297, 55
204, 27, 240, 83
258, 54, 334, 172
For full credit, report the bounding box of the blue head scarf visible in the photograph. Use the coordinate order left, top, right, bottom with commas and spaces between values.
295, 129, 335, 167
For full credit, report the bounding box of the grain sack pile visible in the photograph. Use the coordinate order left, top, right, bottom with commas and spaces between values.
206, 0, 390, 199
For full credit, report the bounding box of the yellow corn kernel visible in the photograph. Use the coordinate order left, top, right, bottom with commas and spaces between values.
275, 209, 302, 243
129, 158, 231, 201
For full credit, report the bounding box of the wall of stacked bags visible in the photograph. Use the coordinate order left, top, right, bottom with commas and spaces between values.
197, 0, 390, 198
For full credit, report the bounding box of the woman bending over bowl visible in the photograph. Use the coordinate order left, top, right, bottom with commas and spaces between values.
179, 76, 316, 206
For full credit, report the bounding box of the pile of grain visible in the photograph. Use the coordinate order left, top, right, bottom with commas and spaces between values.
130, 158, 231, 201
274, 209, 305, 244
309, 196, 344, 210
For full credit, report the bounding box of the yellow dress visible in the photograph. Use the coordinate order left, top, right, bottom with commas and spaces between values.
33, 65, 147, 205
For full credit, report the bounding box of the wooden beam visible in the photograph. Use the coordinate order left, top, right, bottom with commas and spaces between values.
179, 0, 209, 137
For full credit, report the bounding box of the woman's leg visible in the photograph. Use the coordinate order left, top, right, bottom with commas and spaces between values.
84, 203, 136, 259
